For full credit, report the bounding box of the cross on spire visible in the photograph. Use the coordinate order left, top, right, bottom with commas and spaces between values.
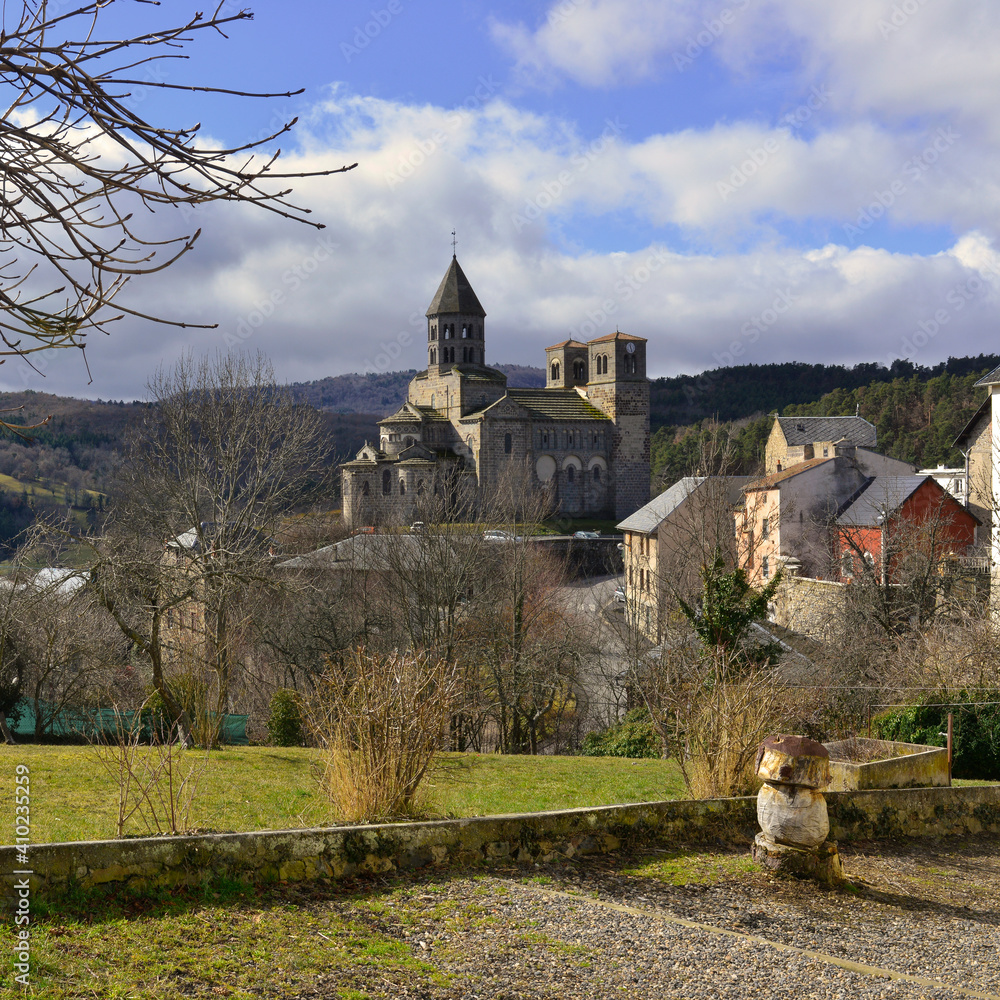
451, 229, 457, 256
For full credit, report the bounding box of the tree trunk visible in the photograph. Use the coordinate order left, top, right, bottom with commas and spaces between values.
0, 711, 15, 744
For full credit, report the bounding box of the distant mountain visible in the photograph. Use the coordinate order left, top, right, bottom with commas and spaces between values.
291, 364, 546, 416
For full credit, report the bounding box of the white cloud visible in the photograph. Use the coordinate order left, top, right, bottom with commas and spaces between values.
491, 0, 701, 87
7, 86, 1000, 402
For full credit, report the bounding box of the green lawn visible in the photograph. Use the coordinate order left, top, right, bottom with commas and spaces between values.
0, 746, 685, 844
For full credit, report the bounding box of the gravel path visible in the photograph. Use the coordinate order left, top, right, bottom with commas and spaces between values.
300, 835, 1000, 1000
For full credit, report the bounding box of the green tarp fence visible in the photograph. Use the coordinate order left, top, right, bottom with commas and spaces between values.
9, 699, 249, 745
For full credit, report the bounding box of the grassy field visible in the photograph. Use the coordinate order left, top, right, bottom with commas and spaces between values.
0, 746, 685, 844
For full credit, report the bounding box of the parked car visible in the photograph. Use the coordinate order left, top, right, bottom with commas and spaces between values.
483, 529, 515, 542
351, 526, 375, 535
613, 585, 626, 603
573, 530, 601, 539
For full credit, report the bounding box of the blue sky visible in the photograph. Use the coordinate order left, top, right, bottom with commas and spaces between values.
8, 0, 1000, 399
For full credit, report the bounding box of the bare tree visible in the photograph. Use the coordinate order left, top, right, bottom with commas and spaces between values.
86, 351, 333, 743
0, 2, 355, 371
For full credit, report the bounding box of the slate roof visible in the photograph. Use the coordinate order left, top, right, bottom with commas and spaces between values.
504, 388, 610, 420
974, 365, 1000, 387
617, 476, 749, 533
835, 476, 932, 526
425, 256, 486, 317
776, 416, 876, 447
277, 533, 451, 573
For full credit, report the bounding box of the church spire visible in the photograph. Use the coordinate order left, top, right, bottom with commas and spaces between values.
425, 255, 486, 371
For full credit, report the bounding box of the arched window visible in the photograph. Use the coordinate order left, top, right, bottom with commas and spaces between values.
462, 346, 468, 362
399, 478, 406, 495
361, 480, 370, 496
504, 433, 512, 454
430, 349, 436, 364
382, 470, 391, 495
417, 479, 425, 495
567, 465, 575, 484
574, 360, 586, 381
551, 362, 560, 381
593, 465, 601, 482
430, 325, 437, 340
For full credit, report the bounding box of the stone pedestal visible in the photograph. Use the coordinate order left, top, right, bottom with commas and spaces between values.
752, 734, 843, 885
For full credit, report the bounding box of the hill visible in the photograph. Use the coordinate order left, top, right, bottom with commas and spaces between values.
293, 364, 546, 416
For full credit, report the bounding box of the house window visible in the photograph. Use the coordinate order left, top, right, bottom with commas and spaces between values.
504, 433, 512, 454
761, 517, 769, 540
762, 556, 770, 580
823, 448, 829, 457
382, 470, 391, 495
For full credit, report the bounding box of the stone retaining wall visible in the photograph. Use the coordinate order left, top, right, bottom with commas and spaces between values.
4, 786, 998, 894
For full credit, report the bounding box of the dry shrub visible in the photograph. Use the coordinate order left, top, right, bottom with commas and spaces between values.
88, 704, 209, 837
307, 648, 459, 824
644, 646, 814, 799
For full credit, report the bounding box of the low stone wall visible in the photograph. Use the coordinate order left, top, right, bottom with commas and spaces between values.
4, 785, 998, 894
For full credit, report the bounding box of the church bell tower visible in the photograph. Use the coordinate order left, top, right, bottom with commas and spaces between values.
426, 255, 487, 372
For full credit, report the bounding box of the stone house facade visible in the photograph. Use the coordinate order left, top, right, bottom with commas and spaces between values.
616, 476, 748, 643
341, 256, 650, 526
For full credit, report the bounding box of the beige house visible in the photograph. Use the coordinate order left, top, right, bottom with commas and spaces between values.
616, 476, 748, 642
341, 255, 651, 527
738, 457, 871, 587
765, 415, 914, 477
953, 396, 992, 534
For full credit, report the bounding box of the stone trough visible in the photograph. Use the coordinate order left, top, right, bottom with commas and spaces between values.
823, 737, 949, 791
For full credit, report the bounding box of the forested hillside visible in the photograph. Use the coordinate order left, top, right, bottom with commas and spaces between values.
294, 363, 546, 415
651, 364, 997, 488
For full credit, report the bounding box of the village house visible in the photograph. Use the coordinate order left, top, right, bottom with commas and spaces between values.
616, 476, 748, 643
835, 476, 979, 585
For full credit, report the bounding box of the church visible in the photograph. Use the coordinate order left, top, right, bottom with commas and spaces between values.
340, 255, 650, 526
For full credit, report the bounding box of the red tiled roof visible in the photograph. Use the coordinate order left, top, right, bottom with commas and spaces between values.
744, 457, 831, 491
545, 339, 588, 351
587, 331, 646, 344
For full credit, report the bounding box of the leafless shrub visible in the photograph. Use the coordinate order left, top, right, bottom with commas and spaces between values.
88, 704, 209, 838
641, 642, 813, 798
306, 649, 460, 824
